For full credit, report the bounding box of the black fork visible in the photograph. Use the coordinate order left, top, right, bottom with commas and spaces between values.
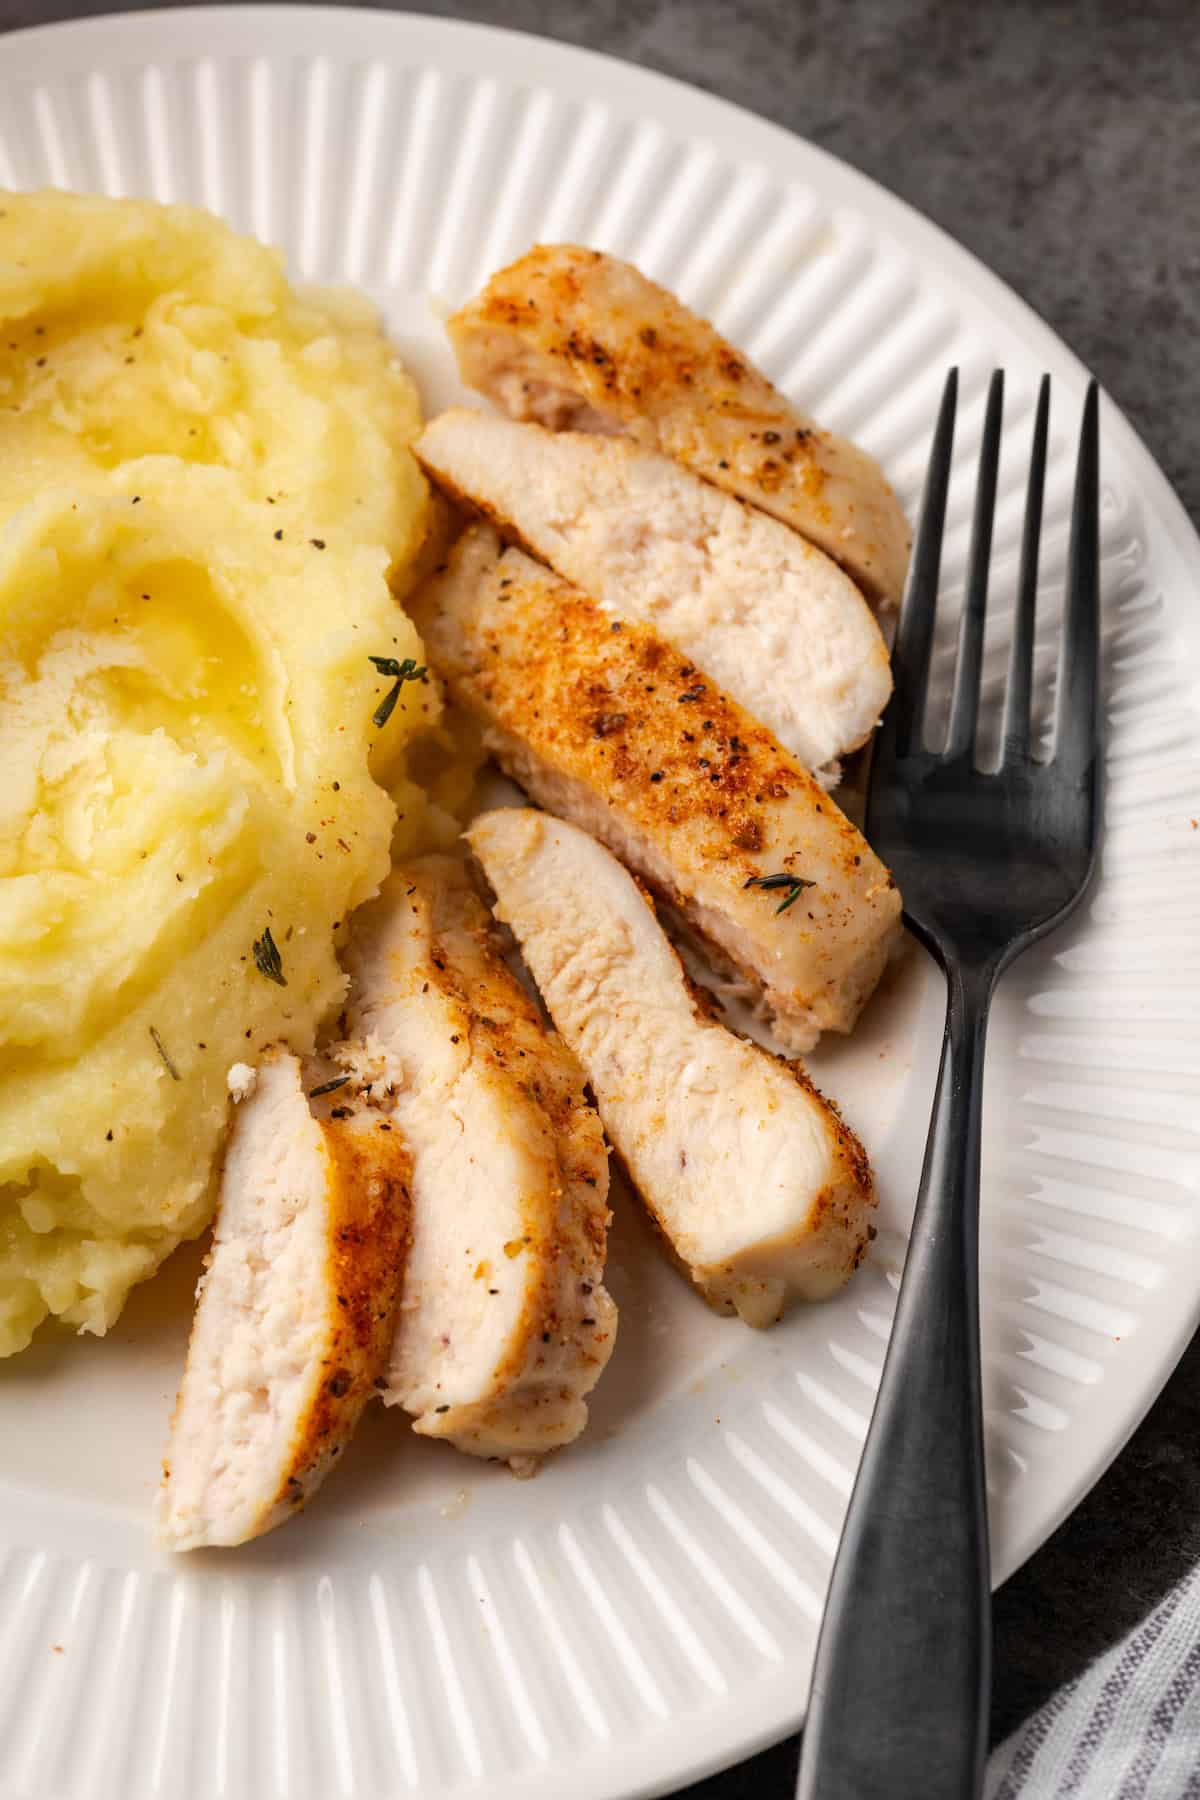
795, 371, 1102, 1800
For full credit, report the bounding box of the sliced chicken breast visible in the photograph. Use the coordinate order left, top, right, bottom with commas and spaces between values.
156, 1049, 412, 1551
470, 809, 876, 1325
447, 243, 911, 607
415, 407, 891, 779
410, 525, 902, 1052
339, 856, 615, 1471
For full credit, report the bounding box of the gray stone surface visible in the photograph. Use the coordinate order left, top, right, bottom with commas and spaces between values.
3, 1, 1198, 1792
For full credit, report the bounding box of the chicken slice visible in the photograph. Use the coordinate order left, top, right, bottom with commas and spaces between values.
156, 1050, 412, 1551
470, 809, 876, 1325
447, 243, 911, 608
410, 524, 902, 1052
415, 407, 891, 779
339, 855, 615, 1471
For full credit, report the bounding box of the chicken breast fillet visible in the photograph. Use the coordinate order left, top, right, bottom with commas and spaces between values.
156, 1049, 412, 1551
415, 408, 891, 779
410, 524, 903, 1051
339, 856, 616, 1471
470, 809, 876, 1326
447, 243, 911, 608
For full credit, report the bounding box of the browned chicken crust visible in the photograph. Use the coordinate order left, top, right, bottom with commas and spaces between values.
340, 858, 616, 1468
470, 807, 878, 1325
278, 1115, 414, 1515
449, 243, 911, 606
404, 859, 615, 1455
411, 525, 903, 1049
157, 1053, 413, 1550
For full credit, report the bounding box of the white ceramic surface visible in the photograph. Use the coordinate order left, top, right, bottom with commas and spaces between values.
1, 11, 1199, 1799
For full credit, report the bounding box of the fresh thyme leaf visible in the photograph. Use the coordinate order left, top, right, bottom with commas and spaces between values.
149, 1024, 181, 1080
369, 655, 428, 729
252, 925, 287, 986
308, 1074, 350, 1098
743, 872, 813, 893
372, 683, 403, 729
743, 872, 816, 915
772, 884, 813, 915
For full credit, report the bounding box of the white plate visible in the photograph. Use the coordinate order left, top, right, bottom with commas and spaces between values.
2, 10, 1199, 1799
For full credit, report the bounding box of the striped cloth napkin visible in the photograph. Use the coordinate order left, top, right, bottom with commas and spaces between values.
987, 1562, 1200, 1797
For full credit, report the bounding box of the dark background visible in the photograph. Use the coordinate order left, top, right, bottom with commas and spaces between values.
4, 1, 1199, 1792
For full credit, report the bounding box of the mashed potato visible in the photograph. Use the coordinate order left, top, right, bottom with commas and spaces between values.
0, 194, 436, 1356
0, 189, 428, 584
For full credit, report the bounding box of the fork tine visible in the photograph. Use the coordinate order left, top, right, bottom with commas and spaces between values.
1001, 375, 1050, 764
885, 368, 957, 758
1053, 380, 1101, 775
944, 370, 1003, 760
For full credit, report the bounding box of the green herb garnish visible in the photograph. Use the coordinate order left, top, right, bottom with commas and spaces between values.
369, 655, 428, 728
308, 1074, 350, 1098
252, 925, 287, 986
743, 872, 816, 915
149, 1024, 181, 1080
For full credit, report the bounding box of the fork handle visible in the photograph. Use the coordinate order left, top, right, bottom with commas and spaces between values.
795, 956, 993, 1800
